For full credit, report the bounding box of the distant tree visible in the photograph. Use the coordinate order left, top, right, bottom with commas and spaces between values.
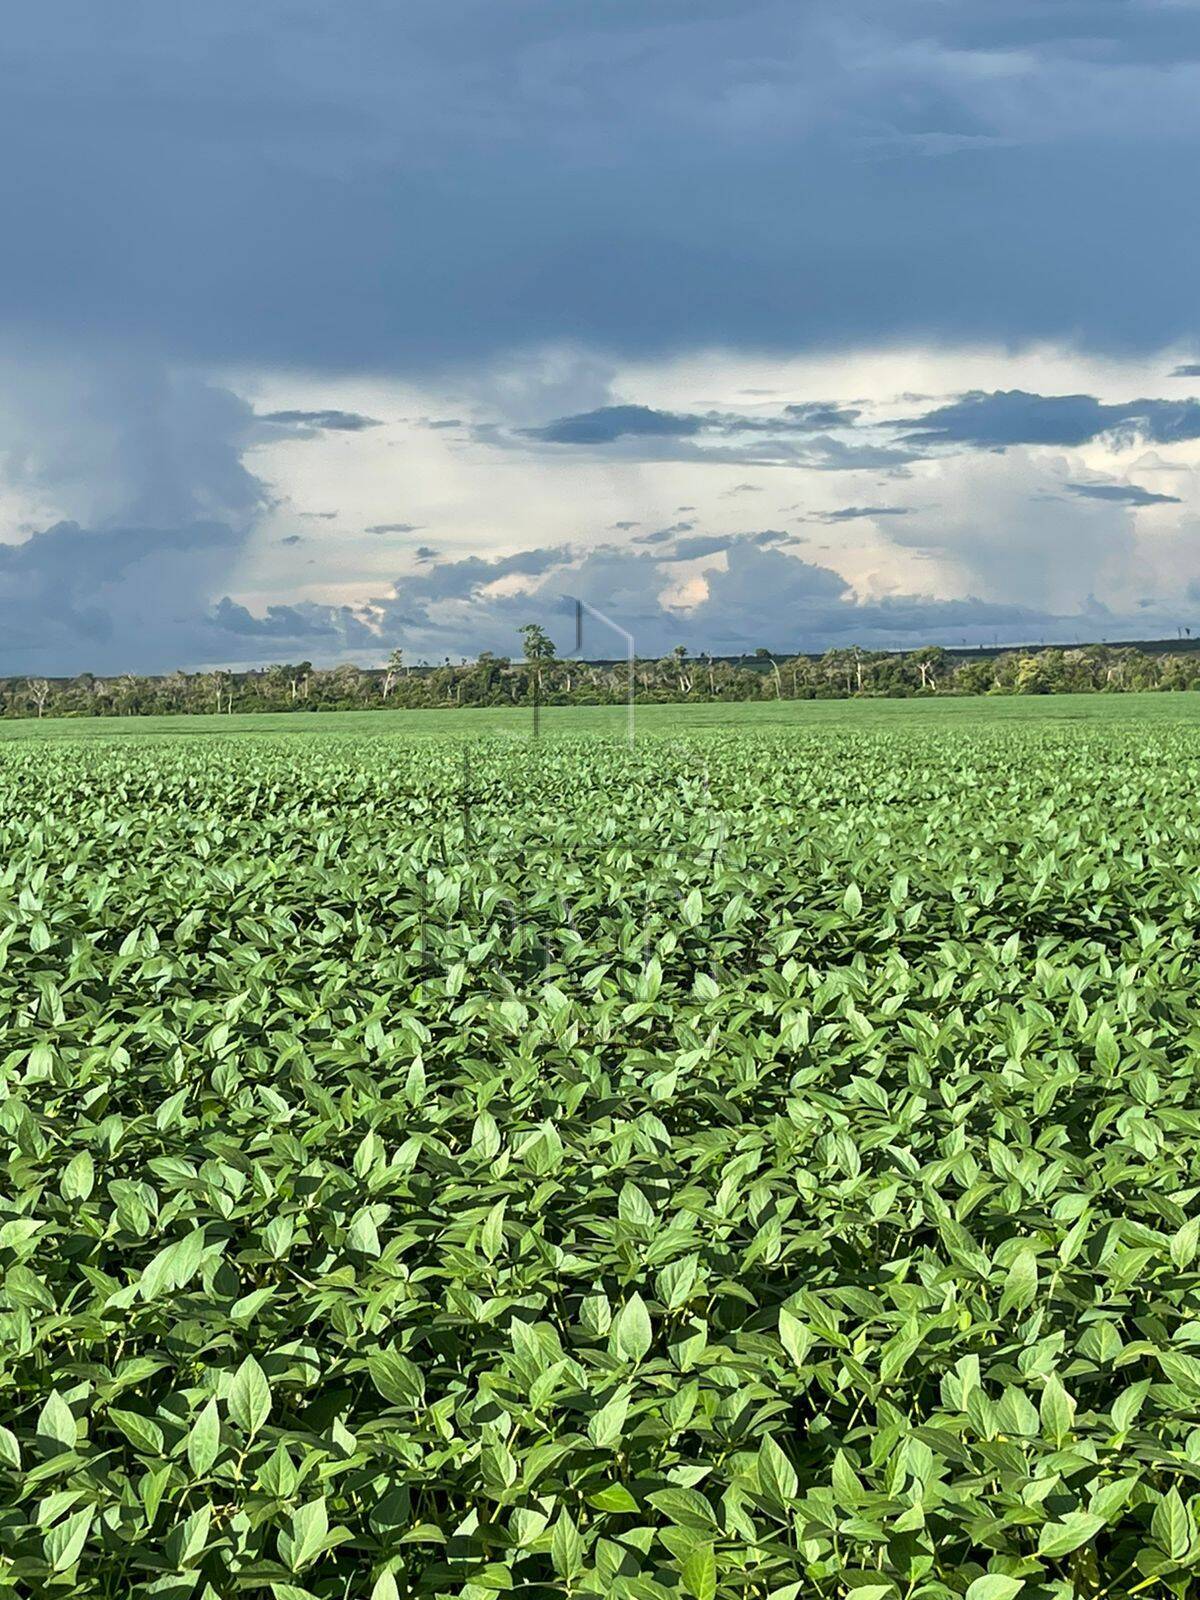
262, 664, 290, 705
116, 674, 140, 715
851, 645, 866, 694
671, 644, 694, 694
163, 670, 191, 711
1015, 654, 1050, 694
381, 648, 404, 699
519, 624, 556, 663
907, 646, 948, 692
289, 661, 313, 703
955, 659, 993, 696
206, 669, 232, 714
819, 648, 854, 695
331, 663, 365, 703
26, 678, 51, 718
519, 623, 557, 697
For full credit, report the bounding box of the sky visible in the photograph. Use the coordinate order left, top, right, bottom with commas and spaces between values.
3, 1, 1200, 673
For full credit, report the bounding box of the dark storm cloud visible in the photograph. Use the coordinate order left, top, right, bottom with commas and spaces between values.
635, 522, 695, 545
502, 401, 924, 472
523, 402, 871, 449
205, 527, 1200, 668
1066, 482, 1182, 506
259, 410, 382, 432
811, 505, 913, 522
521, 405, 705, 445
784, 403, 862, 428
1172, 365, 1200, 377
4, 2, 1199, 369
799, 437, 922, 471
5, 3, 1200, 674
400, 544, 571, 603
212, 597, 357, 639
904, 390, 1200, 449
0, 515, 378, 672
661, 534, 734, 561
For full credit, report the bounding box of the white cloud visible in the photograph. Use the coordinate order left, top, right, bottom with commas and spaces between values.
4, 337, 1200, 670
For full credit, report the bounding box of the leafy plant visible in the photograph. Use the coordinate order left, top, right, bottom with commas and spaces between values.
0, 723, 1198, 1597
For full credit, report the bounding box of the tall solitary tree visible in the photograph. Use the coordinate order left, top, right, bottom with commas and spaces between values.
381, 648, 404, 699
26, 678, 51, 718
518, 624, 556, 698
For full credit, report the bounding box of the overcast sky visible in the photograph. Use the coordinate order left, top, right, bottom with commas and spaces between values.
3, 1, 1200, 672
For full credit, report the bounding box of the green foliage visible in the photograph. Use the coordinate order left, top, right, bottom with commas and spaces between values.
5, 635, 1200, 722
0, 721, 1199, 1597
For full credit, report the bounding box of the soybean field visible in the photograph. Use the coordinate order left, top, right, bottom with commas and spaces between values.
2, 707, 1200, 1599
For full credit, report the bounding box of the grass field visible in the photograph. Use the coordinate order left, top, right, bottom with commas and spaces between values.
2, 696, 1199, 1596
0, 687, 1196, 739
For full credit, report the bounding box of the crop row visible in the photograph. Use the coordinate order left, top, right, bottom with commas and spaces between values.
1, 727, 1199, 1598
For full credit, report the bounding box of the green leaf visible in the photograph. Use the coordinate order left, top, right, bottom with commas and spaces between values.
346, 1207, 381, 1256
657, 1253, 698, 1310
227, 1354, 271, 1438
550, 1510, 583, 1579
481, 1197, 506, 1262
619, 1182, 655, 1227
283, 1499, 329, 1572
1037, 1511, 1106, 1559
187, 1397, 221, 1477
1171, 1217, 1200, 1270
587, 1389, 630, 1450
965, 1577, 1024, 1600
107, 1407, 165, 1455
154, 1086, 189, 1130
59, 1151, 95, 1203
139, 1230, 206, 1301
1039, 1374, 1075, 1445
368, 1350, 425, 1408
1090, 1477, 1136, 1524
1094, 1020, 1120, 1070
647, 1488, 718, 1531
258, 1442, 299, 1498
177, 1503, 212, 1568
999, 1248, 1038, 1318
610, 1292, 652, 1364
1156, 1350, 1200, 1396
471, 1110, 501, 1161
682, 1543, 717, 1600
43, 1507, 93, 1572
588, 1484, 639, 1513
1152, 1487, 1194, 1562
758, 1434, 798, 1509
1110, 1379, 1150, 1433
36, 1391, 77, 1450
778, 1306, 811, 1366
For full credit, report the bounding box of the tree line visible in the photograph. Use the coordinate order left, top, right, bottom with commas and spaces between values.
7, 630, 1200, 719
